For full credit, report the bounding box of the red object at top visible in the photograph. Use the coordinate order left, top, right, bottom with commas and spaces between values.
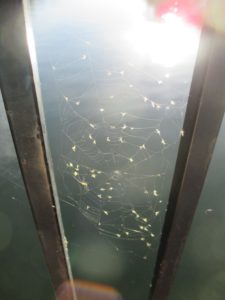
155, 0, 205, 27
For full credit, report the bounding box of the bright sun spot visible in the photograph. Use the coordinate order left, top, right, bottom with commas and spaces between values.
125, 12, 200, 67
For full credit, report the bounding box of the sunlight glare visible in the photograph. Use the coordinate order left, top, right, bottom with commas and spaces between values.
125, 12, 200, 67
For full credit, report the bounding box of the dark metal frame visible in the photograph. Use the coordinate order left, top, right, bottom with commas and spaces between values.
1, 1, 225, 300
0, 1, 76, 299
150, 27, 225, 299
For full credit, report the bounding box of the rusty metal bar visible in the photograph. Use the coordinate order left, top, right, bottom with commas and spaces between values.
150, 27, 225, 300
0, 1, 75, 299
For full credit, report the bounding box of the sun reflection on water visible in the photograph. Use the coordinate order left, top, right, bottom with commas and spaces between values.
125, 9, 200, 67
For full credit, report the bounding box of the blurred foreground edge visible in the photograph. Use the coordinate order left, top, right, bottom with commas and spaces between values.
57, 280, 123, 300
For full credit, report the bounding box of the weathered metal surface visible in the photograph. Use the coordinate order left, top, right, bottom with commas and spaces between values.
0, 1, 75, 299
150, 27, 225, 300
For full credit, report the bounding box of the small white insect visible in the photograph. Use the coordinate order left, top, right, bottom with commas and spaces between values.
151, 101, 156, 108
143, 96, 148, 102
153, 190, 159, 197
81, 54, 87, 60
139, 144, 146, 150
119, 137, 125, 143
80, 181, 88, 187
205, 208, 214, 215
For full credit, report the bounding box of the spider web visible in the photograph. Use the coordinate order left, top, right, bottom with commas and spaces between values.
49, 39, 188, 256
31, 0, 197, 260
